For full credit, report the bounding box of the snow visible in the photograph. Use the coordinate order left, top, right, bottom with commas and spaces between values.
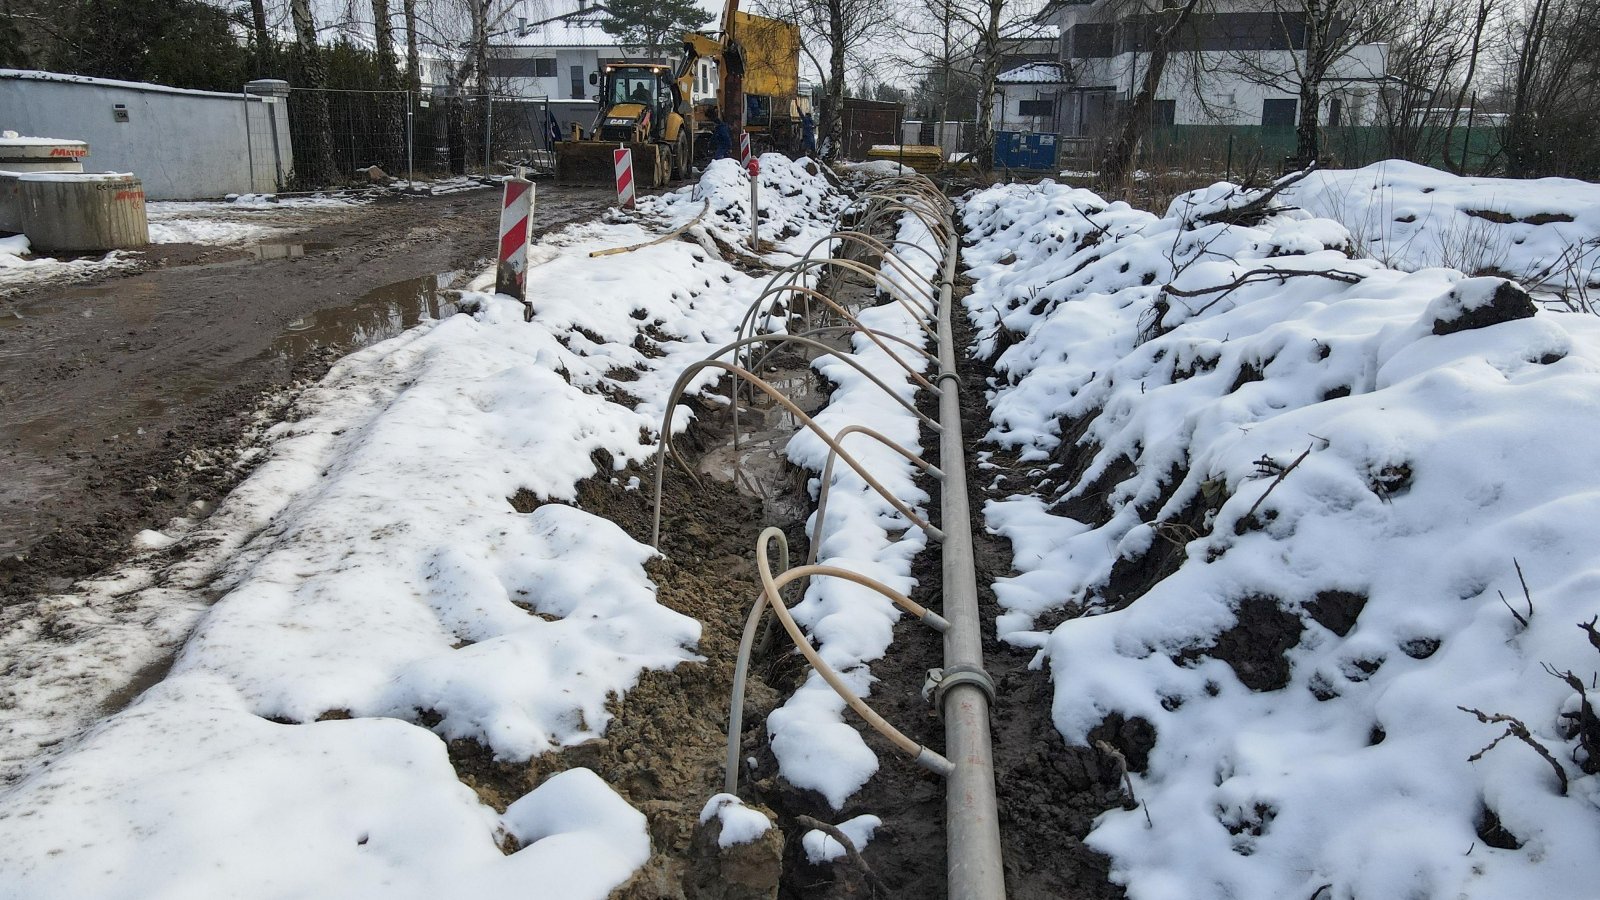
997, 62, 1070, 85
146, 194, 368, 245
12, 170, 131, 182
0, 677, 647, 899
801, 814, 882, 863
1283, 160, 1600, 295
841, 160, 915, 177
698, 793, 773, 848
765, 200, 943, 809
962, 172, 1600, 899
0, 156, 851, 895
0, 136, 85, 147
0, 231, 131, 291
0, 233, 29, 261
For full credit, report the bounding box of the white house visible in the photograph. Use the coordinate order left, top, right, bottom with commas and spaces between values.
486, 0, 715, 104
1033, 0, 1388, 136
995, 62, 1073, 133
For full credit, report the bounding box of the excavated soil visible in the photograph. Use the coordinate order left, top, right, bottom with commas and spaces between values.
437, 392, 813, 899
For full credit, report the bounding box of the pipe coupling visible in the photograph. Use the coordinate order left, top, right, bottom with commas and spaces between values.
926, 664, 997, 710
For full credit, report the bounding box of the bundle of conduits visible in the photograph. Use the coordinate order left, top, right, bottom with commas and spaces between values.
649, 172, 1005, 900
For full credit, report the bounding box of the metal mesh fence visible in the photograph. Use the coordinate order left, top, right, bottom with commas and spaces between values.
283, 88, 559, 189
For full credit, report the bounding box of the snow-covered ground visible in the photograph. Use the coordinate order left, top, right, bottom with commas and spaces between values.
145, 193, 368, 245
1283, 160, 1600, 297
767, 199, 943, 816
0, 156, 847, 898
0, 232, 133, 293
1, 193, 366, 295
962, 173, 1600, 899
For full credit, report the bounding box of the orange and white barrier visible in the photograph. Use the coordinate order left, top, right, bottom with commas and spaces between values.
495, 176, 535, 300
614, 147, 636, 209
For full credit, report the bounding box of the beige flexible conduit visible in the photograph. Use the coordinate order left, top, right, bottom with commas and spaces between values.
650, 172, 1005, 899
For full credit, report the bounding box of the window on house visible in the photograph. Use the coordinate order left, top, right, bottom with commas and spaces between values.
1067, 23, 1116, 58
1018, 99, 1053, 117
1328, 96, 1343, 127
571, 65, 585, 99
486, 56, 554, 78
1150, 99, 1176, 126
1262, 98, 1298, 126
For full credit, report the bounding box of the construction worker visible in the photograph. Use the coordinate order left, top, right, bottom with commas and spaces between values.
710, 109, 733, 160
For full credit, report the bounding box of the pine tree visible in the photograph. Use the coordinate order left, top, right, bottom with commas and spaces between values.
601, 0, 712, 57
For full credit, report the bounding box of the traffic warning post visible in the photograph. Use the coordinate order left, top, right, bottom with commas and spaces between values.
614, 147, 636, 209
738, 132, 752, 168
747, 157, 760, 251
495, 176, 535, 301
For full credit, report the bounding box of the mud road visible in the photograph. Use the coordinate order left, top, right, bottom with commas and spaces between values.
0, 184, 618, 599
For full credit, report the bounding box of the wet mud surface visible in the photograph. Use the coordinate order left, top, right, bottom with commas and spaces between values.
0, 184, 619, 599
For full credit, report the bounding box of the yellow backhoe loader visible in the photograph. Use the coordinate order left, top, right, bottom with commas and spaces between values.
555, 0, 803, 186
554, 62, 694, 186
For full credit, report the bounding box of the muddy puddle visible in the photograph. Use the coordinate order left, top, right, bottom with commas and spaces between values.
696, 359, 828, 524
250, 241, 335, 261
0, 282, 164, 335
270, 271, 466, 359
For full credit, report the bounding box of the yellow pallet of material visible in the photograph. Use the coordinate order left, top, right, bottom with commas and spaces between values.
865, 145, 945, 173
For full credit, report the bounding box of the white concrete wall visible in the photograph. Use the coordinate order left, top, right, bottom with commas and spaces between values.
1072, 45, 1386, 127
0, 70, 291, 201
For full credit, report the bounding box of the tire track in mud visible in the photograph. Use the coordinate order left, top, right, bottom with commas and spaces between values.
0, 185, 622, 602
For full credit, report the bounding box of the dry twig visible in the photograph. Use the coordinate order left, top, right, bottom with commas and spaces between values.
1459, 706, 1569, 795
1198, 164, 1319, 227
1242, 445, 1314, 523
795, 815, 889, 896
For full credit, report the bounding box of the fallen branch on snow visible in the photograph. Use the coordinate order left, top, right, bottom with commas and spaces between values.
1459, 706, 1569, 795
795, 815, 888, 896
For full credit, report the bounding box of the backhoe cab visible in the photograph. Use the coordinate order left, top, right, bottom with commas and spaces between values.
554, 63, 691, 187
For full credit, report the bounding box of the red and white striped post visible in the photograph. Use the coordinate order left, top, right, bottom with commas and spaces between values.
747, 156, 760, 251
614, 147, 636, 209
738, 132, 752, 168
495, 176, 535, 301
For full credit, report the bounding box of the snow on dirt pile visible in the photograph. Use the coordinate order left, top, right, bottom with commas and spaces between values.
0, 232, 132, 293
655, 155, 849, 260
962, 177, 1600, 899
0, 161, 849, 897
1282, 160, 1600, 296
768, 206, 941, 810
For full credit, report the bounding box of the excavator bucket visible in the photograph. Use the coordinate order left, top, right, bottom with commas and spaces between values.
555, 141, 668, 188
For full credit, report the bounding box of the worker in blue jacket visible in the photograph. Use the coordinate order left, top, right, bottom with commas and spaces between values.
710, 109, 733, 160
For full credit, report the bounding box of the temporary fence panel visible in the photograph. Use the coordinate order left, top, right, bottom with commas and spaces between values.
282, 88, 554, 189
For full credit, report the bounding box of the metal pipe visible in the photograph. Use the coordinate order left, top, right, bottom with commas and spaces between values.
930, 185, 1007, 900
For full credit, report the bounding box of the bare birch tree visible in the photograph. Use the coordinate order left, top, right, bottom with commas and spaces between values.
1099, 0, 1204, 184
1216, 0, 1400, 163
289, 0, 337, 184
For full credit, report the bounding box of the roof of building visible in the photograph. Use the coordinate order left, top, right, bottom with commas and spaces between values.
499, 8, 622, 48
492, 0, 630, 49
997, 62, 1071, 85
